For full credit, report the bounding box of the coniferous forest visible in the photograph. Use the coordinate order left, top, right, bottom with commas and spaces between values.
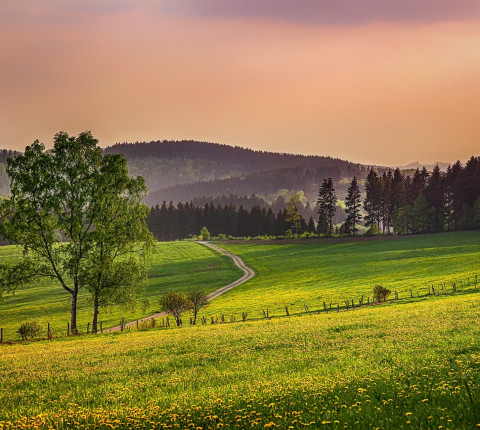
146, 156, 480, 241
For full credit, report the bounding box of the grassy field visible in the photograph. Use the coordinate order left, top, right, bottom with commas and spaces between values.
1, 232, 480, 428
0, 291, 479, 429
202, 231, 480, 319
0, 242, 242, 340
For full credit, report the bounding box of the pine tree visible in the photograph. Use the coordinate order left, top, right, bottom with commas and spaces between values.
344, 176, 362, 236
317, 178, 337, 237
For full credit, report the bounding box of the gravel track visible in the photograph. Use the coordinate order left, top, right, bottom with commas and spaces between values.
108, 241, 255, 332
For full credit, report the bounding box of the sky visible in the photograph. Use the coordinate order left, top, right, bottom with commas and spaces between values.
1, 1, 480, 166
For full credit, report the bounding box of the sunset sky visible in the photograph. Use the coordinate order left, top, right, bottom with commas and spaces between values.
1, 1, 480, 166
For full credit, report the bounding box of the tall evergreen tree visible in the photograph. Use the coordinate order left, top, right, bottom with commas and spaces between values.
317, 178, 337, 237
344, 176, 362, 236
364, 169, 382, 231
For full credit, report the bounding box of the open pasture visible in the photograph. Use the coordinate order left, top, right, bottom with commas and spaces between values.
0, 242, 242, 339
0, 291, 479, 429
203, 231, 480, 319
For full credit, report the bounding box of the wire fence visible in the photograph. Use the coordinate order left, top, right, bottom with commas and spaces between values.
1, 275, 478, 343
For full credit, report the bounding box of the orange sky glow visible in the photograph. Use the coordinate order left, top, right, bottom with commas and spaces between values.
1, 1, 480, 166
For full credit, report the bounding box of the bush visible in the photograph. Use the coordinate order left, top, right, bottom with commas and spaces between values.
217, 234, 226, 240
373, 285, 391, 303
200, 227, 210, 241
17, 320, 42, 341
285, 229, 293, 238
366, 223, 380, 236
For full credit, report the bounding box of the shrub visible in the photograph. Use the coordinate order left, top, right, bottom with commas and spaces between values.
285, 229, 293, 238
218, 234, 226, 240
200, 227, 210, 241
373, 285, 391, 303
17, 320, 42, 341
366, 223, 380, 236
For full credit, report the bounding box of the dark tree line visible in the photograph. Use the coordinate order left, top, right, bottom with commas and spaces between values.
147, 201, 317, 241
364, 157, 480, 234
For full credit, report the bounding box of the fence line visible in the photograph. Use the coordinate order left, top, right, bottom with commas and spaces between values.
0, 274, 478, 343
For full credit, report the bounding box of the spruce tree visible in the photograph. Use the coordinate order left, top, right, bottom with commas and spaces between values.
344, 176, 362, 236
317, 178, 337, 237
363, 169, 381, 232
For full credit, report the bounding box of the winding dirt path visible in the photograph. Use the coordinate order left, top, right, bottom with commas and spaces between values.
108, 241, 255, 332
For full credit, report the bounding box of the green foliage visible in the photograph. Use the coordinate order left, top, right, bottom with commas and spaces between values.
200, 226, 210, 241
0, 132, 153, 332
284, 229, 293, 238
365, 223, 380, 236
286, 193, 303, 236
373, 284, 391, 303
17, 320, 42, 341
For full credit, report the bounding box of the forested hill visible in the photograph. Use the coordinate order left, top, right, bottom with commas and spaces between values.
105, 140, 369, 197
145, 165, 365, 206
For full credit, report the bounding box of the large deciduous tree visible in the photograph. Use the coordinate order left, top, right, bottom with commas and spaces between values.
0, 131, 153, 332
79, 153, 154, 333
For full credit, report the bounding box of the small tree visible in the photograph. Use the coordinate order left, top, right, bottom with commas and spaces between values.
17, 320, 42, 341
373, 285, 391, 303
200, 227, 210, 241
187, 288, 209, 325
159, 292, 192, 326
286, 193, 304, 237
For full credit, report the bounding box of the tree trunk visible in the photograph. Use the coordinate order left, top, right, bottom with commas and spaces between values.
92, 296, 99, 334
71, 288, 78, 334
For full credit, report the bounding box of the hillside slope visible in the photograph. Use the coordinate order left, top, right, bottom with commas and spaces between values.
105, 140, 370, 203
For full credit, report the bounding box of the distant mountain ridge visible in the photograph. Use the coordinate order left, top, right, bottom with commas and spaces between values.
397, 161, 451, 171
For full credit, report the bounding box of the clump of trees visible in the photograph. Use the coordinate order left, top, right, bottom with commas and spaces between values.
0, 132, 154, 333
159, 289, 209, 326
373, 285, 391, 303
364, 158, 480, 235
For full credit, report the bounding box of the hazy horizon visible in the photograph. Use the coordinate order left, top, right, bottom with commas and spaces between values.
1, 0, 480, 166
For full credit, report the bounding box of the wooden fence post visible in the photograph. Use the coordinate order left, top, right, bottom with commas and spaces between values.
136, 320, 139, 330
337, 304, 339, 312
67, 322, 70, 336
100, 321, 103, 334
0, 328, 3, 343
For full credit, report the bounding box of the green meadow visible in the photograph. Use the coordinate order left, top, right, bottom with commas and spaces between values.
204, 231, 480, 319
1, 232, 480, 428
0, 242, 242, 339
0, 291, 479, 429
